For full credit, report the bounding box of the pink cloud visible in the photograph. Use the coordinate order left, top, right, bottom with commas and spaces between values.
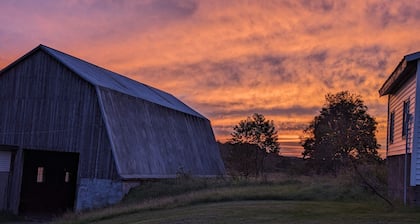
2, 0, 420, 157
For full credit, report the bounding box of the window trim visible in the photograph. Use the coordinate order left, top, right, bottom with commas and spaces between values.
389, 111, 395, 144
64, 171, 70, 183
36, 166, 45, 183
402, 100, 410, 138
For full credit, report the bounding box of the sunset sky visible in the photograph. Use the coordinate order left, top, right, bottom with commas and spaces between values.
2, 0, 420, 157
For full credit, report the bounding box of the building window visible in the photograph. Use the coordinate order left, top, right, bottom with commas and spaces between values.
64, 171, 70, 183
389, 112, 395, 144
37, 167, 45, 183
402, 100, 410, 137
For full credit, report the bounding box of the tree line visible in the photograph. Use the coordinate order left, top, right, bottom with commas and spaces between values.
222, 91, 382, 177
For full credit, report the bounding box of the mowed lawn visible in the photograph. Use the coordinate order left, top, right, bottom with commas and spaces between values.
50, 175, 420, 224
86, 200, 420, 224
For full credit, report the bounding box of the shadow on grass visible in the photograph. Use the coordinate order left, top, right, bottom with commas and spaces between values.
54, 173, 396, 224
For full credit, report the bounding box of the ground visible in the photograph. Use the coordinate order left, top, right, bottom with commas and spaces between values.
3, 173, 420, 223
80, 201, 420, 224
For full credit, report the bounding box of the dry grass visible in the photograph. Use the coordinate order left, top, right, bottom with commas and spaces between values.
53, 173, 390, 224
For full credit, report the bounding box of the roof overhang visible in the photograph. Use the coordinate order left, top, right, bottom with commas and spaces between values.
379, 52, 420, 96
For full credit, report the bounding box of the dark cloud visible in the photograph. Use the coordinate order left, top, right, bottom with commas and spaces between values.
365, 2, 420, 28
277, 122, 310, 131
87, 0, 125, 11
146, 0, 198, 19
69, 0, 198, 20
348, 45, 393, 70
260, 55, 287, 67
212, 122, 311, 148
321, 78, 334, 89
212, 121, 310, 137
99, 0, 198, 33
299, 0, 337, 12
306, 50, 328, 63
13, 0, 199, 44
200, 104, 320, 118
305, 24, 333, 35
346, 73, 366, 86
3, 0, 414, 153
314, 45, 394, 90
132, 53, 290, 89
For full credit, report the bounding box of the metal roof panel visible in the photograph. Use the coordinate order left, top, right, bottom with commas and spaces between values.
40, 45, 205, 118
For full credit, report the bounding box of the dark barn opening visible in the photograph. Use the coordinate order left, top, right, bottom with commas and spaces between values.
19, 150, 79, 214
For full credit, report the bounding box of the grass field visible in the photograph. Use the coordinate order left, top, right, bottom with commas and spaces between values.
84, 201, 420, 224
51, 174, 420, 224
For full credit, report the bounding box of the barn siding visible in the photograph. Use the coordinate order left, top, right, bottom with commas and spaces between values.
0, 45, 226, 212
0, 51, 121, 212
97, 87, 225, 178
388, 74, 416, 156
8, 148, 23, 214
0, 151, 11, 172
0, 172, 10, 210
0, 50, 118, 180
0, 147, 15, 212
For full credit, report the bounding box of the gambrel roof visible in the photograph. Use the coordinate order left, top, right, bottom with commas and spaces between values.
2, 45, 204, 119
0, 45, 225, 178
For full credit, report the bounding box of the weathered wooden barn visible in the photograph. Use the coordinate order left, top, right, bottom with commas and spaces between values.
379, 51, 420, 204
0, 45, 225, 214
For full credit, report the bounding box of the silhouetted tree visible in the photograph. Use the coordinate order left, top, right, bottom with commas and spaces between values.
302, 91, 381, 174
230, 113, 280, 176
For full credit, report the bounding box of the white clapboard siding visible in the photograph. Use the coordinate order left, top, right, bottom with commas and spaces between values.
412, 60, 420, 186
0, 151, 11, 172
388, 74, 416, 156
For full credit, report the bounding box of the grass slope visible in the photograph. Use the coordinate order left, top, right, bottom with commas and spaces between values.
87, 201, 420, 224
53, 175, 420, 224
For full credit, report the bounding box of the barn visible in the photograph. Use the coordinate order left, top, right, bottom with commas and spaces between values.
0, 45, 225, 214
379, 51, 420, 204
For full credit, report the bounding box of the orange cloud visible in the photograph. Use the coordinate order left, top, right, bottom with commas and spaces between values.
2, 0, 420, 157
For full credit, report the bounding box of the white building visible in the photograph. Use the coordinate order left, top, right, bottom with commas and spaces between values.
379, 51, 420, 204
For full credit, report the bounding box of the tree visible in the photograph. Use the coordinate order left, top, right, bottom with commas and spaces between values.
230, 113, 280, 176
302, 91, 381, 174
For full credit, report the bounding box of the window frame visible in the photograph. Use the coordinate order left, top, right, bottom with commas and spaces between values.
36, 166, 45, 183
389, 111, 395, 144
402, 100, 410, 138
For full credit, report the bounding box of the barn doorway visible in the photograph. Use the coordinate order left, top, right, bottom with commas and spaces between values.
19, 150, 79, 214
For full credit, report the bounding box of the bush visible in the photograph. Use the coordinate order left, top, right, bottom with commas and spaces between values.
219, 142, 308, 177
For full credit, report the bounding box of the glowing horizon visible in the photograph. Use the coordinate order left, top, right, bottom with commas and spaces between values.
2, 0, 420, 157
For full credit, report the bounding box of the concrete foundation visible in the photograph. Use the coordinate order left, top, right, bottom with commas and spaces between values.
75, 178, 125, 211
